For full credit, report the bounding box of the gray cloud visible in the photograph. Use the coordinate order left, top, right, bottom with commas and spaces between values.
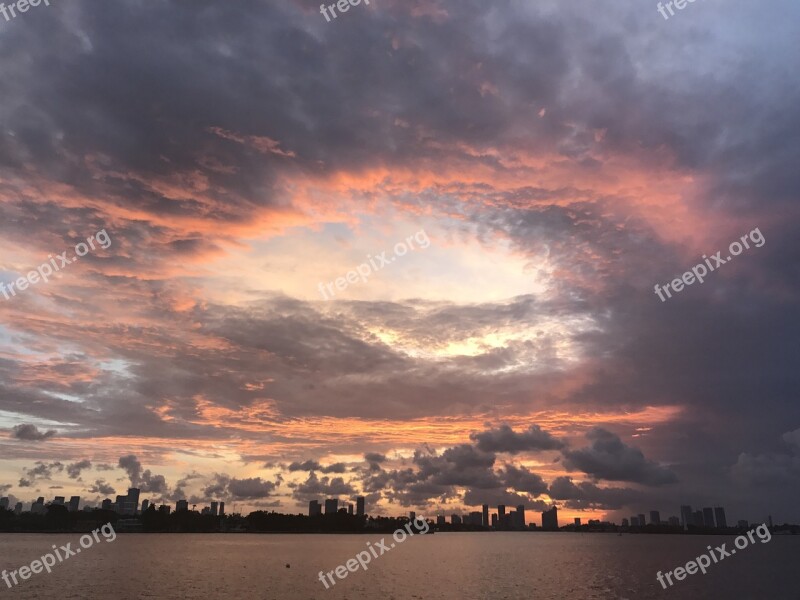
471, 424, 564, 454
11, 424, 57, 441
563, 428, 678, 486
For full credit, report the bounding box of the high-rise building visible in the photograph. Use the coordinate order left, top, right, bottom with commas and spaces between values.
668, 516, 681, 527
219, 502, 225, 516
574, 518, 581, 526
348, 504, 353, 515
356, 496, 365, 516
621, 518, 629, 527
714, 507, 727, 529
436, 515, 446, 526
638, 513, 646, 527
482, 504, 489, 528
469, 511, 482, 526
630, 515, 639, 527
497, 505, 506, 529
324, 498, 338, 515
517, 505, 526, 528
31, 497, 45, 515
0, 497, 8, 510
693, 510, 704, 527
141, 500, 150, 512
541, 506, 558, 531
68, 496, 80, 512
491, 513, 498, 527
211, 501, 219, 516
127, 488, 141, 515
176, 499, 189, 512
158, 505, 171, 514
309, 500, 321, 516
702, 507, 715, 528
409, 511, 416, 521
680, 505, 693, 530
101, 498, 112, 511
451, 514, 462, 525
14, 502, 22, 515
53, 496, 65, 506
650, 510, 660, 525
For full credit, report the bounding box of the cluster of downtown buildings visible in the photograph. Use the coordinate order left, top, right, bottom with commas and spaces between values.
0, 489, 226, 518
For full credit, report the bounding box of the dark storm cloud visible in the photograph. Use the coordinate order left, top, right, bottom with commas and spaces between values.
292, 472, 355, 501
11, 424, 57, 441
287, 460, 347, 474
66, 459, 92, 480
563, 428, 677, 486
205, 474, 278, 500
364, 453, 387, 463
548, 476, 644, 510
471, 424, 564, 454
117, 455, 168, 493
87, 479, 115, 496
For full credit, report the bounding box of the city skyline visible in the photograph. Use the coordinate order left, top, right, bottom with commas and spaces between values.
1, 0, 799, 529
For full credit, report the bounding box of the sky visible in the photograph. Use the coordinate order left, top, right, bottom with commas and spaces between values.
0, 0, 799, 525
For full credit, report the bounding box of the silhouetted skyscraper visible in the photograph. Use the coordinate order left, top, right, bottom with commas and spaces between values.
356, 496, 365, 516
574, 517, 581, 526
517, 505, 525, 528
650, 510, 660, 525
324, 498, 338, 515
68, 496, 80, 512
141, 500, 150, 512
451, 514, 461, 525
541, 506, 558, 531
176, 499, 188, 512
693, 510, 704, 527
498, 505, 506, 529
211, 501, 219, 516
482, 504, 489, 528
702, 507, 715, 527
219, 502, 225, 515
309, 500, 321, 516
127, 488, 141, 515
101, 498, 112, 511
638, 513, 646, 527
491, 513, 497, 527
714, 507, 727, 528
0, 497, 8, 510
680, 505, 693, 530
348, 504, 354, 515
53, 496, 65, 506
630, 515, 639, 527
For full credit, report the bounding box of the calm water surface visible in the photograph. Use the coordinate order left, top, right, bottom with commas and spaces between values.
0, 532, 796, 599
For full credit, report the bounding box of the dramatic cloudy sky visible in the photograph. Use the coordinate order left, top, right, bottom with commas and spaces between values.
0, 0, 798, 524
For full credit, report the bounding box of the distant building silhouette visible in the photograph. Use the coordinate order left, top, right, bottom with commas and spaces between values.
650, 510, 660, 525
436, 515, 446, 526
324, 499, 338, 515
668, 516, 680, 527
0, 497, 8, 510
621, 518, 629, 527
219, 502, 225, 516
451, 514, 462, 525
53, 496, 65, 506
692, 510, 704, 527
498, 505, 506, 529
638, 513, 646, 527
541, 506, 558, 531
101, 498, 112, 511
482, 504, 489, 528
702, 507, 715, 527
680, 505, 693, 530
309, 500, 321, 517
491, 513, 497, 527
13, 502, 22, 515
141, 500, 150, 513
176, 499, 188, 512
127, 488, 141, 515
714, 507, 727, 528
630, 515, 639, 527
348, 504, 354, 515
574, 518, 581, 526
517, 505, 525, 528
356, 496, 365, 516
